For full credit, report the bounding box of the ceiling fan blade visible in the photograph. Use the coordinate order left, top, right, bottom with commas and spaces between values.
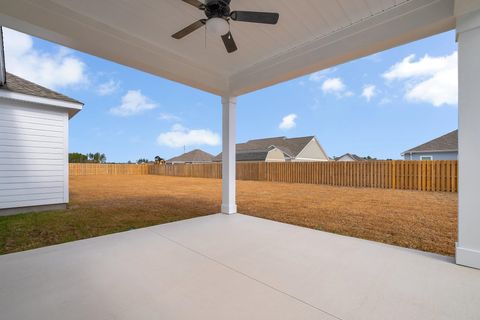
172, 19, 206, 39
221, 32, 238, 53
181, 0, 205, 9
230, 11, 279, 24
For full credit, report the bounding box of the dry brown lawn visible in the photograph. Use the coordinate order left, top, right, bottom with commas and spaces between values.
0, 175, 457, 256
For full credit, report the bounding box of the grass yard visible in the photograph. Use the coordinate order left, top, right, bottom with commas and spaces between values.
0, 175, 457, 256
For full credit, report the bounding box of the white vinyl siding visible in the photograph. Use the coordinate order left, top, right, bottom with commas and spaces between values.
0, 100, 68, 209
294, 139, 329, 161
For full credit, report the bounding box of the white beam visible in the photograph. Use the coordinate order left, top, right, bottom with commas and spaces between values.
221, 96, 237, 215
456, 7, 480, 269
455, 0, 480, 16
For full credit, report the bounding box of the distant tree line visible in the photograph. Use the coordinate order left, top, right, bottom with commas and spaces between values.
70, 153, 166, 164
135, 156, 165, 164
137, 158, 149, 164
69, 152, 107, 163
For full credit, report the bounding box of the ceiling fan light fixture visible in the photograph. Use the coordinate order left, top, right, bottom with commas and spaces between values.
206, 17, 229, 36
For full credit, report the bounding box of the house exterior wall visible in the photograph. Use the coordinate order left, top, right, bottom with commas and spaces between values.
294, 139, 328, 161
403, 151, 458, 160
337, 155, 355, 161
0, 99, 68, 213
265, 148, 286, 162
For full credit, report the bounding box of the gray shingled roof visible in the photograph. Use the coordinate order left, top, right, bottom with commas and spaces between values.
0, 72, 83, 104
402, 130, 458, 154
168, 149, 214, 163
235, 149, 271, 162
213, 136, 314, 161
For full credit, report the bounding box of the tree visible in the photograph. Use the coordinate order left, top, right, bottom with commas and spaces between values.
137, 158, 149, 164
88, 152, 107, 163
154, 156, 165, 164
69, 152, 88, 163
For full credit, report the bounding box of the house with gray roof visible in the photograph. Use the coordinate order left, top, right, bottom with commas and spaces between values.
213, 136, 329, 162
401, 130, 458, 160
334, 153, 366, 161
167, 149, 214, 164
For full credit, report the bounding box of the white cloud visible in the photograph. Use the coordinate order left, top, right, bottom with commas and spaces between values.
279, 113, 297, 130
322, 78, 345, 93
97, 79, 119, 95
158, 113, 181, 122
383, 52, 457, 107
110, 90, 157, 117
362, 84, 376, 102
157, 124, 220, 148
3, 28, 88, 89
321, 77, 353, 98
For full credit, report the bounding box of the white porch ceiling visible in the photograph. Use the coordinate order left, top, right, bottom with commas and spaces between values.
0, 0, 455, 96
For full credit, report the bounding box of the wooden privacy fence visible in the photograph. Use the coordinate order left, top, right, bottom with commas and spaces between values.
147, 162, 222, 178
70, 160, 458, 192
69, 163, 150, 176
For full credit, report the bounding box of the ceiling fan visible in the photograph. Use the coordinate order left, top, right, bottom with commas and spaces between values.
172, 0, 279, 53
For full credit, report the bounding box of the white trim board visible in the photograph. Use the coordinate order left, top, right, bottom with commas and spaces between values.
0, 90, 83, 118
456, 245, 480, 269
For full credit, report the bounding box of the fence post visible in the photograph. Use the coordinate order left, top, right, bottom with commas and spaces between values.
392, 161, 396, 190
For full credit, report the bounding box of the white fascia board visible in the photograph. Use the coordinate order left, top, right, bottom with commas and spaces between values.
456, 6, 480, 35
228, 0, 455, 96
0, 90, 83, 118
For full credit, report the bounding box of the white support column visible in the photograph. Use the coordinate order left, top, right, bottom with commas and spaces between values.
456, 8, 480, 269
221, 96, 237, 214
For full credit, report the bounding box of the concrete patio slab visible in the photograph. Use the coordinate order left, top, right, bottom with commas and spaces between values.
1, 213, 479, 320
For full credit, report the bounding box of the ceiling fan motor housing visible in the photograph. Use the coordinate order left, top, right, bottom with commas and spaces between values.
204, 0, 231, 19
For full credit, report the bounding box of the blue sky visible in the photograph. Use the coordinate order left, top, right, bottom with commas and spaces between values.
3, 28, 458, 162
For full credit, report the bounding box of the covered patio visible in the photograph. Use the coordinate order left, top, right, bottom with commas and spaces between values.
1, 0, 480, 318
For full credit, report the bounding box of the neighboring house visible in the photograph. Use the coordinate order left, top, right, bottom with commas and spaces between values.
334, 153, 366, 161
213, 136, 329, 162
402, 130, 458, 160
0, 72, 83, 216
167, 149, 214, 164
